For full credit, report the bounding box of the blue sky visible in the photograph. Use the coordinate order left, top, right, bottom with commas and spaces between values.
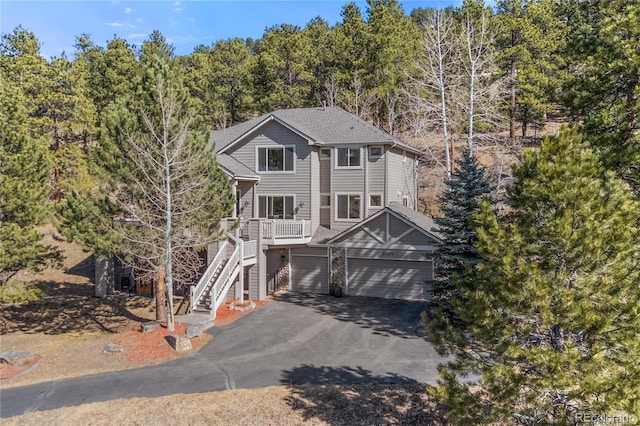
1, 1, 462, 59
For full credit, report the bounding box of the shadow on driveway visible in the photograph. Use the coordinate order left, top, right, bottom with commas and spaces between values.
281, 364, 446, 425
275, 293, 427, 339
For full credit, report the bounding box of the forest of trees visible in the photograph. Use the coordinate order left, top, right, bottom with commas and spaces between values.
1, 0, 639, 422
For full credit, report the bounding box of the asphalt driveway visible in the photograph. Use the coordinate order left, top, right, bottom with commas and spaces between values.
1, 293, 445, 418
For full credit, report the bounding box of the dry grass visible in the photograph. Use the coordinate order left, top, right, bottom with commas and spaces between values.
3, 384, 447, 425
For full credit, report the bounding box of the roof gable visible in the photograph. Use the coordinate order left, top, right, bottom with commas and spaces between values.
328, 206, 441, 248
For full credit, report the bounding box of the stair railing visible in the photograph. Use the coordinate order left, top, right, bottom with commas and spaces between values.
209, 235, 242, 318
190, 240, 228, 311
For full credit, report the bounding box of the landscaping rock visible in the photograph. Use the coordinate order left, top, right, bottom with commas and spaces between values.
167, 335, 192, 351
185, 325, 203, 339
102, 343, 124, 354
141, 321, 161, 332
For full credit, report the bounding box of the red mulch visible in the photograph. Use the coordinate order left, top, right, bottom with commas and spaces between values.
0, 298, 269, 380
112, 298, 267, 363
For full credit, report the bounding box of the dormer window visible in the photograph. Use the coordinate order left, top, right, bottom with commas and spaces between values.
257, 146, 295, 173
336, 147, 361, 168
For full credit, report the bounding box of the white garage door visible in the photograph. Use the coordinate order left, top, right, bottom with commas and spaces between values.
290, 254, 328, 293
347, 258, 431, 300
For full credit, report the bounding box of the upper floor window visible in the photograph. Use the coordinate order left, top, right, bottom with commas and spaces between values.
336, 147, 361, 168
369, 146, 383, 159
257, 146, 295, 173
258, 195, 294, 219
336, 194, 361, 220
320, 194, 331, 207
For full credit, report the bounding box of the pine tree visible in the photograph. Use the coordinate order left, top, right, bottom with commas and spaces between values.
424, 148, 492, 353
98, 55, 234, 329
562, 0, 640, 195
0, 72, 58, 285
433, 127, 640, 424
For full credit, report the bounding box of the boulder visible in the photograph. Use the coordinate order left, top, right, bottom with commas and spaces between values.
102, 343, 124, 354
185, 325, 203, 339
167, 335, 192, 352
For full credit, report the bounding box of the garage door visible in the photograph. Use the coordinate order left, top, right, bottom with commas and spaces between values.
290, 251, 328, 293
347, 258, 431, 300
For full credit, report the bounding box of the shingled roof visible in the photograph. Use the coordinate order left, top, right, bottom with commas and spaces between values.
209, 107, 420, 154
217, 154, 259, 180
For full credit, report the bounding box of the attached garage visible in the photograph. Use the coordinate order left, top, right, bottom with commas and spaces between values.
329, 203, 440, 301
347, 254, 432, 300
289, 247, 329, 293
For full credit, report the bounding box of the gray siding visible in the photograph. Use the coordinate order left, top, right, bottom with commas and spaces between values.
388, 215, 411, 240
226, 121, 312, 221
320, 208, 330, 227
386, 148, 418, 210
320, 153, 331, 227
330, 146, 366, 231
310, 150, 320, 235
237, 181, 254, 219
319, 155, 331, 193
367, 146, 386, 216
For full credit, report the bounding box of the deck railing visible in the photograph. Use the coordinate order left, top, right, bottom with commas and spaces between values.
190, 240, 227, 311
262, 220, 312, 241
243, 240, 257, 260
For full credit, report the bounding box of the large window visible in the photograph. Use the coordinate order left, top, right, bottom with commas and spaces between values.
336, 147, 361, 168
257, 146, 295, 172
336, 194, 361, 220
258, 196, 294, 219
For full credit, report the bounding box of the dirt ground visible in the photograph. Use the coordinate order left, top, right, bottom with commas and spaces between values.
1, 228, 447, 424
0, 227, 260, 388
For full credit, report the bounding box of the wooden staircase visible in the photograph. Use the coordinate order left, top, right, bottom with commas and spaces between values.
189, 235, 246, 319
191, 261, 226, 313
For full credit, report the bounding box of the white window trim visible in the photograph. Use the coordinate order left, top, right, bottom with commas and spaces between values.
257, 194, 297, 219
368, 146, 383, 159
402, 150, 407, 163
368, 193, 383, 209
335, 192, 363, 222
319, 148, 331, 160
320, 193, 331, 208
335, 146, 363, 170
255, 145, 296, 174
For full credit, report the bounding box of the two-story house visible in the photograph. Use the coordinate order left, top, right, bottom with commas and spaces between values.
189, 107, 441, 316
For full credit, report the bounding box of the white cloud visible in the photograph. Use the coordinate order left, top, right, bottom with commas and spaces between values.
126, 33, 148, 40
106, 22, 124, 27
174, 1, 183, 12
124, 7, 135, 14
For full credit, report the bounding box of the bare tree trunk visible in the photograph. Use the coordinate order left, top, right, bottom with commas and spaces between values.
164, 128, 175, 331
155, 268, 167, 322
435, 12, 452, 179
